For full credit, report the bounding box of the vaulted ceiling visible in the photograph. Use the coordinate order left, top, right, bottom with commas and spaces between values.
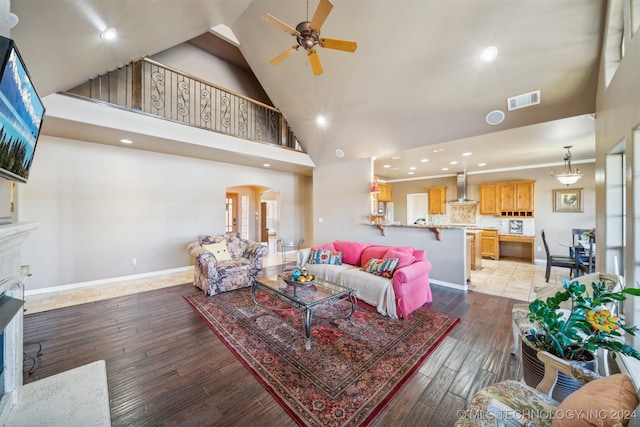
9, 0, 605, 180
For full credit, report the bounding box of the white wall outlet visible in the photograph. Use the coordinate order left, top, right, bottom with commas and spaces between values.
537, 246, 541, 252
318, 218, 324, 223
132, 258, 137, 267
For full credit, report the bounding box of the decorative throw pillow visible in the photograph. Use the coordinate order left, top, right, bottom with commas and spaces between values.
203, 240, 232, 261
361, 258, 399, 278
360, 246, 390, 267
552, 373, 639, 427
224, 233, 247, 258
200, 234, 225, 245
333, 241, 371, 265
309, 249, 342, 265
312, 242, 337, 252
384, 249, 415, 269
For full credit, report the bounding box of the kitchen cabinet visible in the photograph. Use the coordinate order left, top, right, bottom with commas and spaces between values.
428, 186, 447, 215
479, 183, 498, 215
479, 180, 535, 217
466, 230, 483, 270
466, 235, 472, 280
481, 229, 499, 260
499, 180, 534, 213
377, 183, 392, 202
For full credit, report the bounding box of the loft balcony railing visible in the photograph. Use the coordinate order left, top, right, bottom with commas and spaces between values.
65, 57, 303, 151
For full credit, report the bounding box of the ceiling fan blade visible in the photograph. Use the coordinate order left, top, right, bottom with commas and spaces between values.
307, 49, 323, 76
319, 38, 357, 52
269, 45, 299, 65
310, 0, 334, 32
261, 13, 300, 36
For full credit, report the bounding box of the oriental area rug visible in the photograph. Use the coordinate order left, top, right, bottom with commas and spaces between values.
184, 288, 459, 427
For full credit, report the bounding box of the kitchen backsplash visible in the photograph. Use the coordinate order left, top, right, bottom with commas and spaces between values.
429, 211, 535, 236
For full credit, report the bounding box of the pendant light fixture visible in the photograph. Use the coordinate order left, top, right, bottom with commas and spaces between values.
551, 145, 582, 186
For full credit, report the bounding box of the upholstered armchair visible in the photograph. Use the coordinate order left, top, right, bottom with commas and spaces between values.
187, 233, 269, 296
455, 351, 639, 427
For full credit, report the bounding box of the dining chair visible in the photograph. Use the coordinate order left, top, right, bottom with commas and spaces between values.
570, 228, 593, 267
541, 229, 576, 282
577, 234, 595, 275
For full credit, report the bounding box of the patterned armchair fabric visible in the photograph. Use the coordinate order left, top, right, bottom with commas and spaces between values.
455, 353, 607, 427
187, 233, 269, 296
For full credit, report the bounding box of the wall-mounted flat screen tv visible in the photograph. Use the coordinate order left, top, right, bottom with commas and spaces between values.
0, 36, 45, 183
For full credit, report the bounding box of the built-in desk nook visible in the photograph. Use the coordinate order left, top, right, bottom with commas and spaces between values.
498, 234, 535, 264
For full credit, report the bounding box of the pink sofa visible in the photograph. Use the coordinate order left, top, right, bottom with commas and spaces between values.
297, 240, 432, 319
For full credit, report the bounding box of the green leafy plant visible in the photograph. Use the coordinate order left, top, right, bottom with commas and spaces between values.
527, 278, 640, 361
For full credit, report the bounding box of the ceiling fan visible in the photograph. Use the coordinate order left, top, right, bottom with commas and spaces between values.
261, 0, 357, 76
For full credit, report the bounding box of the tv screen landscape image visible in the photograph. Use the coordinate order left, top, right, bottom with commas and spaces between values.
0, 36, 45, 183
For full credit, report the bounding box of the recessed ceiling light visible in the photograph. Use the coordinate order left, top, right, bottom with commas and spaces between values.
433, 148, 444, 153
409, 166, 416, 170
462, 152, 472, 156
420, 158, 429, 163
478, 163, 487, 167
450, 161, 458, 165
479, 46, 498, 63
383, 164, 391, 168
316, 115, 326, 126
442, 167, 449, 171
120, 138, 132, 144
335, 149, 344, 158
263, 163, 270, 167
100, 28, 117, 40
392, 156, 401, 160
408, 172, 414, 175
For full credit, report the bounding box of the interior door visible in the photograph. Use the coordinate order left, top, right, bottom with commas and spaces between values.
260, 202, 268, 242
407, 193, 428, 224
225, 193, 238, 234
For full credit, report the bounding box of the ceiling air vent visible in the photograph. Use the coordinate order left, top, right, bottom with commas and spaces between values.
507, 90, 541, 111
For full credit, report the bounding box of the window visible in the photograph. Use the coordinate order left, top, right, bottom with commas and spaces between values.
241, 195, 249, 239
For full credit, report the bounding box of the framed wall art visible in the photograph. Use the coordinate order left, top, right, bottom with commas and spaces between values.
509, 219, 523, 234
553, 188, 583, 213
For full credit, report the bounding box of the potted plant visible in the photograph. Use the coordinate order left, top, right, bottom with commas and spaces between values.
522, 278, 640, 400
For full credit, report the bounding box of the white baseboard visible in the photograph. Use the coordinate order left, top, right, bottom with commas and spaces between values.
430, 279, 468, 291
25, 266, 192, 296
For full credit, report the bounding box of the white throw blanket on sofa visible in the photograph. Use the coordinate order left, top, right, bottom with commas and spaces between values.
297, 248, 399, 319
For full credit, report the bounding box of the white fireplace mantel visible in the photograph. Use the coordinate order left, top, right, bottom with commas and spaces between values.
0, 222, 40, 426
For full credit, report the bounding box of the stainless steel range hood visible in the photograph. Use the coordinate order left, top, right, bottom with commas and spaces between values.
448, 172, 477, 203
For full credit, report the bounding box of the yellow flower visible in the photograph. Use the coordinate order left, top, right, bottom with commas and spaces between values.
586, 309, 620, 334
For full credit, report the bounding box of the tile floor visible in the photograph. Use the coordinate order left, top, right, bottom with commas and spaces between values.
24, 250, 571, 315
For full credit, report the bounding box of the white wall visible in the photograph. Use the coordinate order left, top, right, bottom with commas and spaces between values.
18, 136, 311, 291
151, 43, 271, 106
594, 2, 640, 350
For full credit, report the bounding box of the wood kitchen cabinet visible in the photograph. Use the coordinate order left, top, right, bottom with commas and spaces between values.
428, 186, 447, 214
377, 183, 392, 202
466, 230, 483, 270
499, 180, 535, 217
479, 183, 498, 215
481, 229, 499, 260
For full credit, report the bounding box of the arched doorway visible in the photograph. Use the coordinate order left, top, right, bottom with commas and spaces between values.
260, 189, 280, 252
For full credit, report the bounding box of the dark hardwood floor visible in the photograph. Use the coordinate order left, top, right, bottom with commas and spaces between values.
23, 265, 523, 426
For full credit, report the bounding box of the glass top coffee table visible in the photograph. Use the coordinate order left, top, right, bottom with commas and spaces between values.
251, 274, 357, 351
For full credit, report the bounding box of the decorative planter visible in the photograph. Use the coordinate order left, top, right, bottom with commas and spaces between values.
521, 334, 597, 402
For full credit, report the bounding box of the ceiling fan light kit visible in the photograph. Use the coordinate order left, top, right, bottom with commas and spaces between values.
262, 0, 357, 76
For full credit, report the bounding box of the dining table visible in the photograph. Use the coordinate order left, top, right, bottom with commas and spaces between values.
558, 239, 595, 277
